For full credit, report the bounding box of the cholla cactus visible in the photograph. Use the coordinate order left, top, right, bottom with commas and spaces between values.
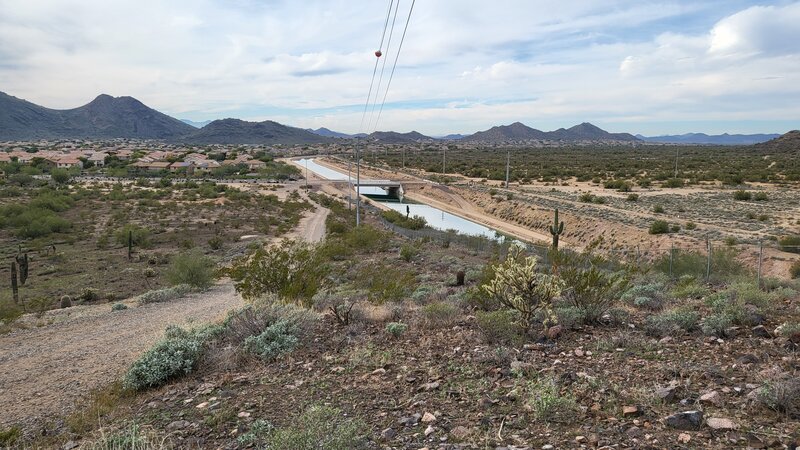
482, 245, 563, 332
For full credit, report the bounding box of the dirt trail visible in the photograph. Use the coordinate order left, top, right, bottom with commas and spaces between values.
0, 284, 244, 430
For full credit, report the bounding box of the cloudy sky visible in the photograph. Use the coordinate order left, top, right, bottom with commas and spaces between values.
1, 0, 798, 135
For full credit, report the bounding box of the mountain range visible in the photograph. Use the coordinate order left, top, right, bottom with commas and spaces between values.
637, 133, 781, 145
0, 92, 791, 146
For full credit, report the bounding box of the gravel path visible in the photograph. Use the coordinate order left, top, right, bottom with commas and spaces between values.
0, 283, 244, 430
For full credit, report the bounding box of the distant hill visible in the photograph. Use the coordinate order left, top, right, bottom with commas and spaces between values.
755, 130, 800, 151
368, 130, 434, 143
0, 92, 196, 140
638, 132, 781, 145
181, 118, 329, 145
307, 127, 367, 139
181, 119, 213, 129
462, 122, 548, 142
462, 121, 638, 143
438, 134, 467, 140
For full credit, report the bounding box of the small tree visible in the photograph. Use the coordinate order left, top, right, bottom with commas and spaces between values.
482, 245, 563, 333
649, 220, 670, 234
165, 250, 215, 289
50, 168, 71, 186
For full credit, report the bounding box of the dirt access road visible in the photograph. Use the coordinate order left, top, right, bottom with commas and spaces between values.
0, 196, 328, 432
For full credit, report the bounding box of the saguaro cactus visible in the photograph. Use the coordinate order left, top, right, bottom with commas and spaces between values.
11, 261, 19, 304
16, 253, 29, 285
549, 208, 565, 250
127, 229, 133, 260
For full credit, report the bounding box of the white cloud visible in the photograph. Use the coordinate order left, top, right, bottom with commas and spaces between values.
0, 0, 797, 134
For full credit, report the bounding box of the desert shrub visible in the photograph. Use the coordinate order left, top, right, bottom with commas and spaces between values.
626, 193, 639, 202
482, 245, 563, 332
114, 224, 151, 248
123, 324, 222, 390
701, 313, 734, 337
380, 209, 427, 230
208, 236, 224, 250
165, 250, 214, 289
411, 284, 436, 303
621, 282, 669, 310
733, 190, 752, 201
758, 378, 800, 419
754, 192, 769, 201
579, 193, 594, 203
354, 263, 415, 304
0, 427, 20, 447
81, 423, 167, 450
652, 204, 665, 214
527, 377, 578, 423
111, 303, 128, 311
465, 258, 500, 310
419, 302, 460, 328
222, 302, 317, 345
0, 299, 23, 324
685, 221, 697, 230
555, 248, 630, 324
399, 243, 419, 262
653, 247, 745, 282
726, 282, 772, 308
385, 322, 407, 338
138, 285, 194, 305
80, 288, 100, 302
670, 277, 710, 299
649, 220, 669, 234
242, 320, 299, 361
260, 405, 365, 450
663, 178, 684, 188
779, 236, 800, 254
554, 306, 586, 330
645, 308, 700, 336
228, 240, 329, 305
791, 261, 800, 279
475, 309, 523, 344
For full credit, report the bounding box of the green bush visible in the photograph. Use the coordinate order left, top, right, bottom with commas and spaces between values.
260, 405, 365, 450
385, 322, 407, 338
0, 299, 23, 324
354, 263, 415, 304
702, 313, 734, 337
528, 377, 578, 423
380, 209, 427, 230
652, 205, 665, 214
123, 324, 222, 390
165, 250, 215, 289
685, 221, 697, 230
626, 193, 639, 202
645, 308, 700, 336
475, 309, 523, 344
791, 261, 800, 279
779, 236, 800, 254
81, 423, 166, 449
554, 306, 586, 330
114, 224, 151, 248
111, 303, 128, 311
757, 378, 800, 419
733, 190, 752, 201
653, 247, 745, 282
419, 302, 460, 328
229, 240, 328, 305
242, 319, 299, 361
649, 220, 669, 234
754, 192, 769, 201
137, 285, 193, 305
555, 248, 630, 323
399, 243, 419, 262
622, 282, 669, 310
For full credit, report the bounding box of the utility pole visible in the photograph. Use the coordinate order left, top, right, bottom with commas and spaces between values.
356, 142, 361, 226
674, 148, 679, 179
442, 146, 446, 174
347, 158, 352, 210
505, 150, 510, 189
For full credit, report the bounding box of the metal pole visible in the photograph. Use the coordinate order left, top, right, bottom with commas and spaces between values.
402, 147, 405, 169
505, 150, 510, 189
757, 240, 764, 289
706, 237, 712, 281
442, 146, 446, 174
356, 142, 361, 227
348, 159, 352, 211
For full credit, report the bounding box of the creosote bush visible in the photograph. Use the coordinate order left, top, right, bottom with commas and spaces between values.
165, 250, 215, 289
137, 285, 193, 305
649, 220, 669, 234
475, 309, 523, 344
419, 301, 460, 328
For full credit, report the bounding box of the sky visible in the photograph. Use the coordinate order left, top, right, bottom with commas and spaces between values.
1, 0, 799, 136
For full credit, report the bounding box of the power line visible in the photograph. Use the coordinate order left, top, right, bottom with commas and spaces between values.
358, 0, 395, 133
367, 0, 401, 132
373, 0, 416, 132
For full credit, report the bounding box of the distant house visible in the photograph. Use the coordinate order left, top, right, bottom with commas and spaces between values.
56, 157, 84, 169
0, 153, 11, 163
169, 161, 194, 174
194, 160, 221, 173
245, 159, 266, 171
88, 153, 108, 167
130, 161, 170, 172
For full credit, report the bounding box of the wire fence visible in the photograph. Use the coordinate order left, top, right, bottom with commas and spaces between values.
371, 205, 800, 284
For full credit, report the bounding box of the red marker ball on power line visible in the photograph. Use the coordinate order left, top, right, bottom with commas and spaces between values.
375, 50, 382, 57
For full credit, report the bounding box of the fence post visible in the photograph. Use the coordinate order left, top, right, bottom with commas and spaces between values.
706, 237, 712, 281
669, 243, 674, 278
757, 240, 764, 289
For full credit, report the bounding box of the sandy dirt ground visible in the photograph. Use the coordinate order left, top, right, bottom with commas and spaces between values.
0, 284, 244, 430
